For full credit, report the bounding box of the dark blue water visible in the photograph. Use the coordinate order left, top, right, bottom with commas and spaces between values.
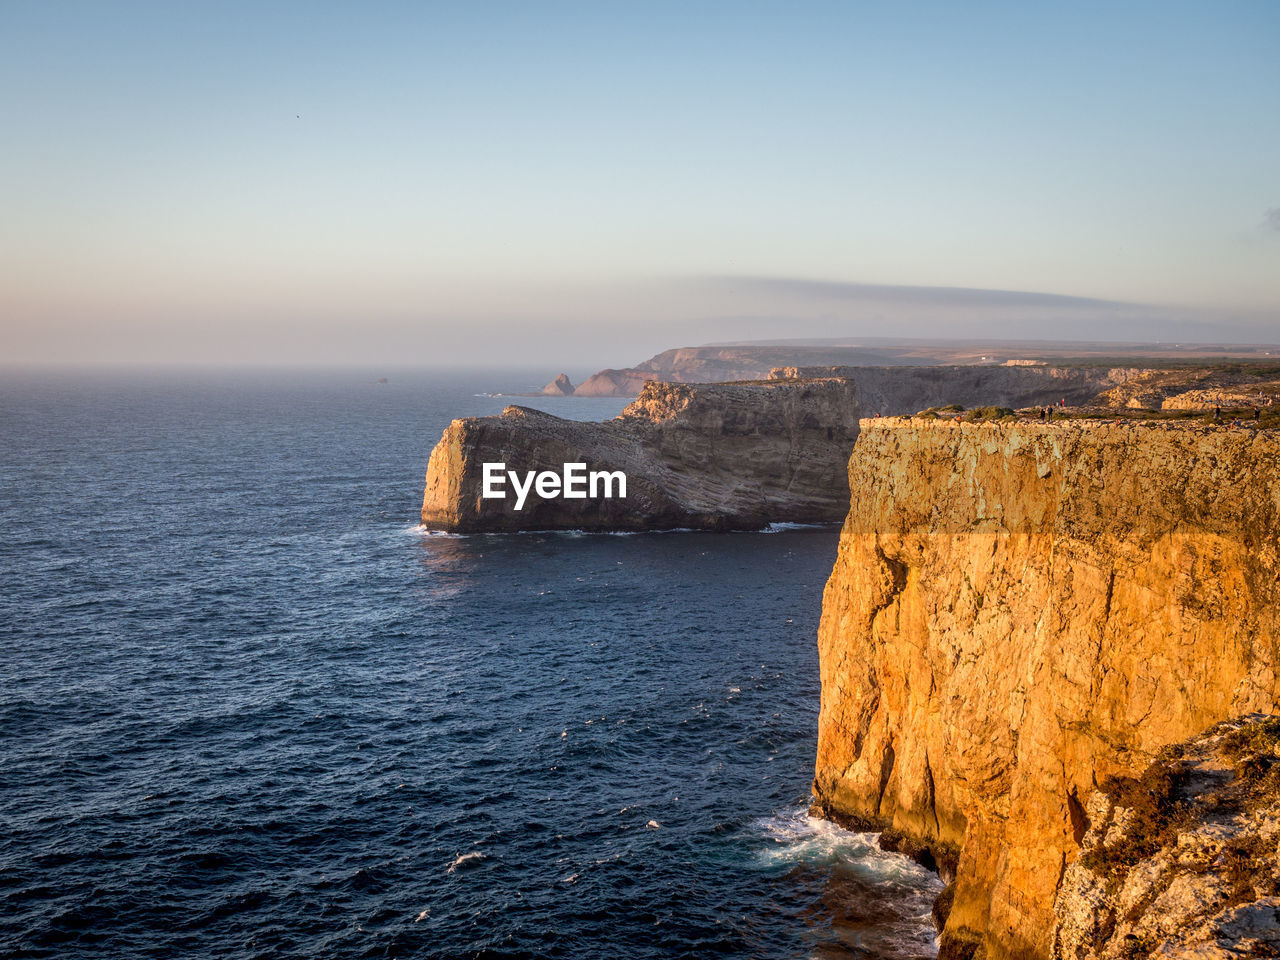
0, 369, 939, 960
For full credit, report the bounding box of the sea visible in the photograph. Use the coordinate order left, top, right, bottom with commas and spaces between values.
0, 368, 941, 960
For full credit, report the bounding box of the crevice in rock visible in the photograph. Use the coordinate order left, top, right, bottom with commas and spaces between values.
876, 742, 897, 817
1067, 786, 1090, 847
925, 752, 942, 836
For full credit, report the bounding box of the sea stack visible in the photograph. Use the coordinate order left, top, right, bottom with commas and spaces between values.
541, 373, 575, 396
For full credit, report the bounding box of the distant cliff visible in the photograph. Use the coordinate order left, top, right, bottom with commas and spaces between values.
571, 344, 1280, 399
571, 346, 943, 396
766, 365, 1143, 409
421, 379, 862, 532
812, 418, 1280, 959
421, 367, 1195, 533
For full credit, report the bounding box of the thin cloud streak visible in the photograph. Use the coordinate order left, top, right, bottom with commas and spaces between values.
690, 275, 1125, 309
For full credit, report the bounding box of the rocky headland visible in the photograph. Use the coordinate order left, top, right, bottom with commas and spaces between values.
421, 365, 1182, 533
421, 378, 863, 532
811, 417, 1280, 959
571, 345, 942, 396
421, 353, 1280, 953
568, 344, 1280, 397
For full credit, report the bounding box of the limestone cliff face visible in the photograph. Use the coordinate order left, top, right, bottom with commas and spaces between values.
812, 419, 1280, 960
421, 379, 862, 532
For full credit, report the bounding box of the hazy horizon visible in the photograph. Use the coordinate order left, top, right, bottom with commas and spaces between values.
3, 1, 1278, 367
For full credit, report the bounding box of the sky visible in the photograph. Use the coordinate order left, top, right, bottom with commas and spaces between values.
1, 0, 1278, 367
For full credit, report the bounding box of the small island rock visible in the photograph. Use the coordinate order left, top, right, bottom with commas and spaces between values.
541, 374, 575, 396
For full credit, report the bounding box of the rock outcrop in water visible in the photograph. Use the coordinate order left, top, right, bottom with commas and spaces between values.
421, 379, 863, 532
811, 418, 1280, 960
541, 373, 575, 396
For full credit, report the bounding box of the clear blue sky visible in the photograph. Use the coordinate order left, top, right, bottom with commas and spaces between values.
2, 0, 1277, 365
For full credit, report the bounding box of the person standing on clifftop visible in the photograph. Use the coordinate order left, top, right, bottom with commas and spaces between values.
1214, 405, 1222, 421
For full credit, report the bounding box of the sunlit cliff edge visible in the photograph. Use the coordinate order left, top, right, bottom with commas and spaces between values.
811, 418, 1280, 959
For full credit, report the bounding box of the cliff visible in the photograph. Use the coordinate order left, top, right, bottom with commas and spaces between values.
572, 346, 1280, 398
572, 346, 944, 396
421, 367, 1198, 533
811, 418, 1280, 959
420, 379, 862, 532
1054, 715, 1280, 959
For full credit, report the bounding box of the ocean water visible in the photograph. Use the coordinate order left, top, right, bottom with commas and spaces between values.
0, 368, 940, 959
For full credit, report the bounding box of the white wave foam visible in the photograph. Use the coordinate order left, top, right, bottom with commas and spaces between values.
403, 523, 466, 538
402, 521, 836, 538
755, 806, 943, 890
755, 806, 943, 956
758, 522, 840, 533
445, 851, 486, 873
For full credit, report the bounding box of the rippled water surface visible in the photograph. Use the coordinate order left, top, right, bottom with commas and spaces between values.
0, 368, 939, 959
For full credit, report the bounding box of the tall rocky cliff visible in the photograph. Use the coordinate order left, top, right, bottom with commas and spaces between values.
812, 418, 1280, 959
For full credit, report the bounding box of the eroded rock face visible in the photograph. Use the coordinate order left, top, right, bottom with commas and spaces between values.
812, 418, 1280, 960
1053, 716, 1280, 960
421, 379, 863, 531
